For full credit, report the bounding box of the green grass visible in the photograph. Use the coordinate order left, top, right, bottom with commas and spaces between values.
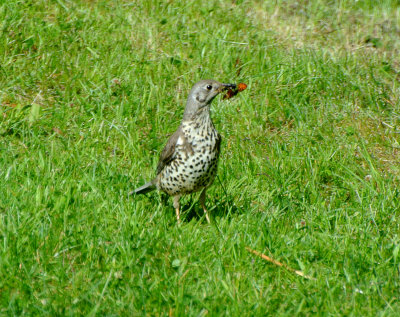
1, 0, 400, 315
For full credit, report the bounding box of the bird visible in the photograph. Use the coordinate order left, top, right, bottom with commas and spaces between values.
134, 79, 237, 223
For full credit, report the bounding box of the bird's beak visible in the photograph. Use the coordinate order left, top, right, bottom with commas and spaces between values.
222, 83, 237, 90
218, 83, 236, 93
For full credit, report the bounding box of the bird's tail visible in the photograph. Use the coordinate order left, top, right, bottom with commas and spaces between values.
133, 181, 156, 195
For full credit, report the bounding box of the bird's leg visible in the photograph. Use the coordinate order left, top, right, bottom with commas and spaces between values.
200, 189, 210, 223
173, 195, 181, 224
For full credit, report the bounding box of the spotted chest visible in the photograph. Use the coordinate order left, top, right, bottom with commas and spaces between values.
158, 120, 221, 196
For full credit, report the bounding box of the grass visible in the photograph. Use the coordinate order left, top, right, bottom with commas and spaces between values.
1, 0, 400, 315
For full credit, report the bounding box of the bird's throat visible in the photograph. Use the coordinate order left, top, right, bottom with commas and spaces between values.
182, 106, 216, 137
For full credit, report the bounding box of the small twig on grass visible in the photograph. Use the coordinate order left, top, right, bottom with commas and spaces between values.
246, 247, 315, 280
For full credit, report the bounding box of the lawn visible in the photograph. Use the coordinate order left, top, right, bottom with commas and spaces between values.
1, 0, 400, 315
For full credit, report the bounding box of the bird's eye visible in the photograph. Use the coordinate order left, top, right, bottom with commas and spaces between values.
206, 85, 212, 90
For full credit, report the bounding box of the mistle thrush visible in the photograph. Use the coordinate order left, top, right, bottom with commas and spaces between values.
134, 80, 237, 223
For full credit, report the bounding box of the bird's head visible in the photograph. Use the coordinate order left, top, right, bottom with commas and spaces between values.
183, 79, 236, 120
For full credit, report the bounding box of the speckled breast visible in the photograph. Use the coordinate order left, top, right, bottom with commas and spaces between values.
159, 122, 221, 196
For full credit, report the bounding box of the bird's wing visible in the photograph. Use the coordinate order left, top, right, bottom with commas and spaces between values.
156, 126, 184, 175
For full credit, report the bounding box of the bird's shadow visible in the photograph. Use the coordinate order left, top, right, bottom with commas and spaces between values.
134, 191, 243, 224
179, 194, 242, 223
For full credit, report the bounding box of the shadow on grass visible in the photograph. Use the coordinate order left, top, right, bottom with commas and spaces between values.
181, 195, 243, 223
131, 190, 246, 224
